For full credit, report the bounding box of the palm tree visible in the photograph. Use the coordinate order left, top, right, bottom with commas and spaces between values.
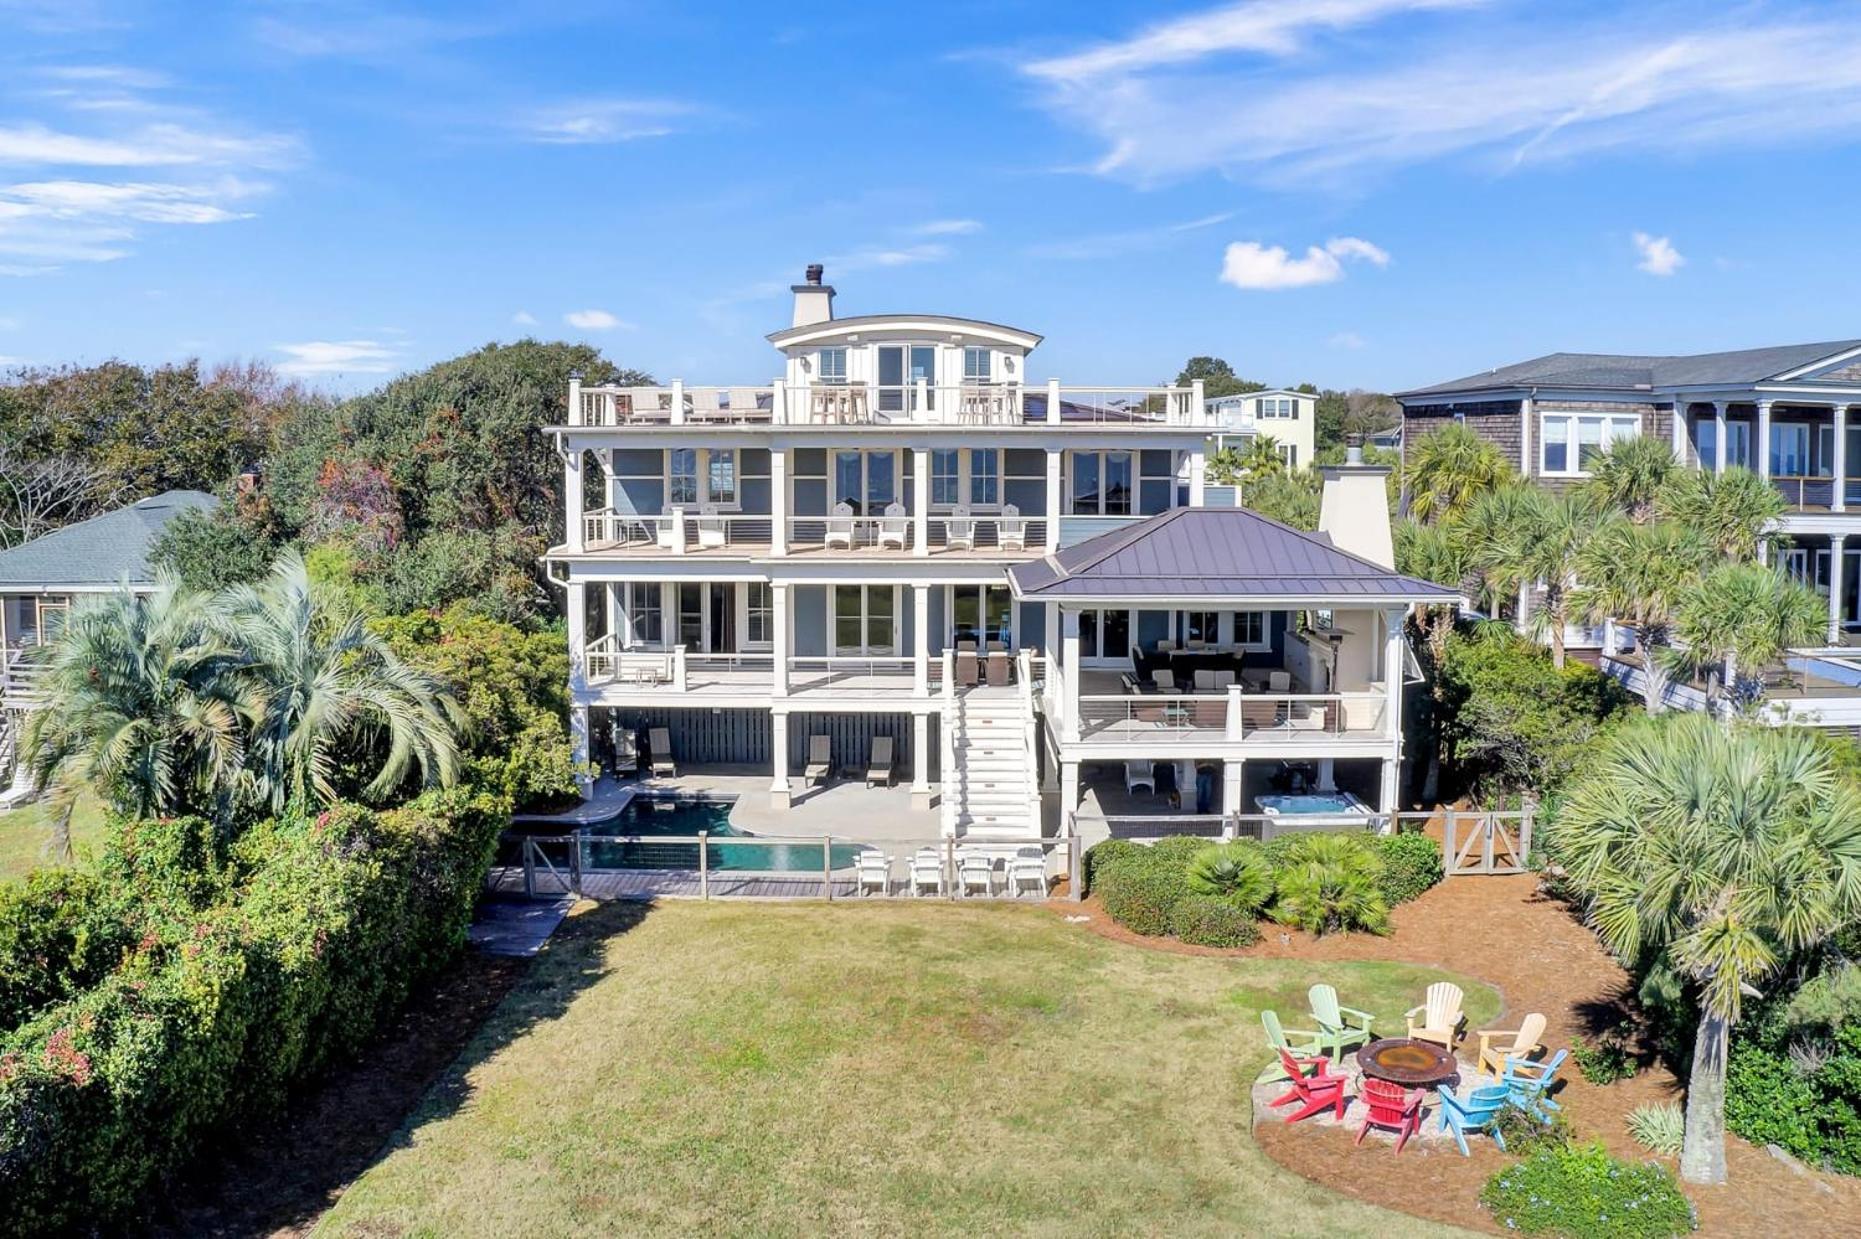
1464, 485, 1604, 667
1583, 435, 1676, 523
1237, 435, 1285, 481
1656, 466, 1785, 562
1404, 423, 1513, 525
1667, 562, 1827, 711
1573, 517, 1710, 713
224, 552, 462, 812
1395, 518, 1476, 803
1552, 714, 1861, 1184
22, 582, 250, 821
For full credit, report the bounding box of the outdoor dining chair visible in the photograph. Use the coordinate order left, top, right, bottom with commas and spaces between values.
1476, 1012, 1547, 1079
986, 650, 1010, 686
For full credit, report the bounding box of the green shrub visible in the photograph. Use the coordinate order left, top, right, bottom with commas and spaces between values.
0, 788, 508, 1231
0, 870, 132, 1033
1628, 1103, 1685, 1156
1725, 1022, 1861, 1174
1493, 1104, 1574, 1158
1268, 833, 1391, 936
1148, 834, 1218, 863
1573, 1029, 1639, 1085
1183, 842, 1273, 915
1372, 831, 1442, 904
1480, 1141, 1696, 1237
1095, 858, 1191, 938
1166, 895, 1261, 948
1083, 839, 1143, 892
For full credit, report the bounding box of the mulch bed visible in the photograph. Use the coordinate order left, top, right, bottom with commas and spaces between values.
1054, 873, 1861, 1236
145, 948, 532, 1237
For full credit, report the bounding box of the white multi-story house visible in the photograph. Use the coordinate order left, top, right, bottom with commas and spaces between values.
1207, 388, 1316, 470
546, 268, 1450, 839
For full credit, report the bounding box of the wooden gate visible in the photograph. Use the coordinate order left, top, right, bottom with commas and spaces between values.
1442, 808, 1532, 877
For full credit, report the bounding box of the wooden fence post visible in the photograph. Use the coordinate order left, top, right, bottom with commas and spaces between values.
1069, 834, 1084, 902
1520, 804, 1534, 869
823, 834, 834, 901
699, 830, 709, 900
1442, 808, 1457, 878
1482, 812, 1495, 874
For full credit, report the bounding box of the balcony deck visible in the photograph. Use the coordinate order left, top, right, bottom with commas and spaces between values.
1055, 669, 1393, 749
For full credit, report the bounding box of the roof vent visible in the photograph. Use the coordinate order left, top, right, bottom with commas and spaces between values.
804, 263, 824, 286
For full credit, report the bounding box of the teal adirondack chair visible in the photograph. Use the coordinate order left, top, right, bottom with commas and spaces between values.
1308, 983, 1375, 1058
1502, 1047, 1568, 1123
1259, 1009, 1326, 1082
1436, 1081, 1509, 1156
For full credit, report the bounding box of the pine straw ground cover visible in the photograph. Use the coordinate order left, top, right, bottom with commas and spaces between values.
317, 901, 1493, 1237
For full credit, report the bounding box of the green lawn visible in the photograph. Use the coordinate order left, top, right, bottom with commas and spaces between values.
319, 901, 1497, 1238
0, 793, 108, 883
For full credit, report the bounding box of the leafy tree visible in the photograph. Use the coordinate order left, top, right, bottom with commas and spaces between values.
1574, 517, 1711, 713
1552, 714, 1861, 1183
1656, 466, 1785, 562
1668, 562, 1827, 711
1172, 356, 1265, 400
1463, 485, 1607, 667
149, 506, 279, 592
0, 450, 122, 549
1583, 436, 1676, 523
1403, 422, 1514, 525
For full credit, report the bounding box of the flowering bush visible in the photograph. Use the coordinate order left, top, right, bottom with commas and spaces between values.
1480, 1141, 1695, 1237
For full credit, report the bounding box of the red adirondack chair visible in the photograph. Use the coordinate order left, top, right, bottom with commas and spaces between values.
1267, 1048, 1348, 1123
1356, 1077, 1425, 1153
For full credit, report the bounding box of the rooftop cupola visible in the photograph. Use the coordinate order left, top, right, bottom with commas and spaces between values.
790, 263, 835, 328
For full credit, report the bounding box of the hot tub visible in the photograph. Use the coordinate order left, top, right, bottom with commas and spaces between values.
1255, 790, 1372, 820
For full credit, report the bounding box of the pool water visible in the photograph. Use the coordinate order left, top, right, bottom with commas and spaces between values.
1257, 793, 1367, 816
577, 795, 865, 872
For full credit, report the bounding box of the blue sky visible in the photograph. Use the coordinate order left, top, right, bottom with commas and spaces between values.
3, 0, 1861, 394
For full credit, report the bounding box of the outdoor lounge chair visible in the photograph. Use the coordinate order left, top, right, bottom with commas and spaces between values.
986, 650, 1010, 686
826, 501, 856, 550
1267, 670, 1292, 693
865, 736, 895, 787
909, 847, 944, 896
649, 726, 677, 778
855, 850, 891, 897
624, 386, 668, 421
1267, 1048, 1347, 1123
1259, 1010, 1327, 1082
1193, 668, 1217, 691
1436, 1082, 1509, 1156
1476, 1012, 1547, 1079
1124, 760, 1156, 796
996, 503, 1027, 551
727, 386, 769, 421
1356, 1078, 1425, 1153
958, 850, 994, 897
1406, 981, 1465, 1050
687, 388, 725, 422
1501, 1048, 1568, 1123
945, 504, 976, 551
957, 649, 980, 687
1008, 847, 1046, 897
877, 501, 909, 550
803, 734, 832, 785
695, 503, 727, 549
1307, 984, 1375, 1059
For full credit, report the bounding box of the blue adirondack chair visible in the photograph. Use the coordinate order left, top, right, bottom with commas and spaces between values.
1259, 1009, 1327, 1082
1436, 1081, 1509, 1156
1308, 983, 1375, 1059
1502, 1047, 1569, 1123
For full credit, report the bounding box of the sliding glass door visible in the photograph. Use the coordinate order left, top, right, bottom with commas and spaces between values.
877, 345, 935, 414
949, 584, 1013, 648
833, 585, 897, 656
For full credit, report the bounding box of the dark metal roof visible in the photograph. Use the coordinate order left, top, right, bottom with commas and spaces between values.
1400, 339, 1861, 398
0, 490, 216, 587
766, 313, 1043, 346
1008, 507, 1456, 602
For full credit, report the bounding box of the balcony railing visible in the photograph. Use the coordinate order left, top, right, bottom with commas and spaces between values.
1071, 690, 1390, 743
583, 509, 774, 552
568, 379, 1210, 429
1771, 475, 1839, 510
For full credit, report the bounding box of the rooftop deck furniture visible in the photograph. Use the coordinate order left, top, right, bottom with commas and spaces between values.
826, 502, 856, 550
727, 387, 770, 421
1436, 1081, 1509, 1156
688, 388, 725, 422
878, 501, 909, 550
909, 847, 944, 896
945, 504, 976, 551
1266, 1048, 1348, 1123
855, 850, 891, 897
865, 736, 894, 787
1260, 1010, 1327, 1082
1308, 984, 1375, 1059
1124, 760, 1156, 796
997, 502, 1027, 551
803, 734, 832, 785
649, 726, 677, 777
1406, 982, 1465, 1050
1356, 1077, 1425, 1153
624, 386, 669, 421
1476, 1013, 1547, 1079
1501, 1048, 1568, 1124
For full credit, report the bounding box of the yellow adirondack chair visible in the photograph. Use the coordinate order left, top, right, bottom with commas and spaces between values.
1405, 981, 1464, 1049
1476, 1012, 1547, 1078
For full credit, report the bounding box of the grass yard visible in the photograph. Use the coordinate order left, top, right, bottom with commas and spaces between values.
0, 793, 108, 882
318, 901, 1497, 1237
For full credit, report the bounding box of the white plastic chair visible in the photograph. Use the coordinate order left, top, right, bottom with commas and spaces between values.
855, 851, 891, 897
959, 851, 995, 897
1009, 848, 1047, 897
909, 848, 944, 896
695, 503, 727, 549
1268, 670, 1292, 693
655, 509, 681, 551
826, 501, 856, 550
945, 503, 976, 551
997, 502, 1026, 551
878, 501, 909, 550
1125, 761, 1156, 795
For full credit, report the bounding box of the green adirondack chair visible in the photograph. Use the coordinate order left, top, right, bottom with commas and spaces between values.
1308, 983, 1375, 1059
1259, 1009, 1327, 1082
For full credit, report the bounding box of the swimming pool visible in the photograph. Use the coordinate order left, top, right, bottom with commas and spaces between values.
1256, 791, 1372, 817
575, 794, 865, 873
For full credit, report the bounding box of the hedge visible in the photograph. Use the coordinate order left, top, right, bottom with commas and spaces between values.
1168, 895, 1262, 948
1372, 831, 1443, 905
0, 788, 507, 1231
1095, 859, 1190, 938
1725, 1022, 1861, 1174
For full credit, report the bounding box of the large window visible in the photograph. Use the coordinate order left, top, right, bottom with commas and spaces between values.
1257, 396, 1296, 419
668, 447, 698, 505
834, 451, 897, 514
970, 449, 999, 507
818, 348, 847, 384
1278, 442, 1298, 469
1540, 412, 1639, 476
677, 583, 704, 650
707, 449, 737, 506
744, 581, 772, 648
1075, 608, 1132, 662
667, 447, 738, 508
963, 347, 991, 382
833, 585, 896, 655
1182, 611, 1218, 645
1234, 610, 1266, 647
1071, 451, 1133, 515
624, 583, 663, 647
1771, 423, 1813, 477
951, 584, 1013, 647
931, 448, 960, 505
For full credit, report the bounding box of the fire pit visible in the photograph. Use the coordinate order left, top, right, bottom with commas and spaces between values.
1356, 1037, 1458, 1088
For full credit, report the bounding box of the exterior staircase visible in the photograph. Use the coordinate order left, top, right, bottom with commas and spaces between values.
940, 652, 1041, 838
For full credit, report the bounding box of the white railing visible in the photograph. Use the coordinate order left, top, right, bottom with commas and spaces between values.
1077, 694, 1232, 738
926, 514, 1045, 553
1, 648, 47, 710
791, 382, 1025, 427
787, 515, 913, 551
1070, 690, 1390, 742
584, 508, 774, 553
583, 638, 687, 690
1017, 648, 1042, 829
788, 656, 916, 692
576, 383, 775, 427
1051, 385, 1205, 426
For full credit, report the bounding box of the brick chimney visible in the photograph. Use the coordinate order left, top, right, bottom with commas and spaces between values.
791, 263, 835, 328
1318, 433, 1394, 568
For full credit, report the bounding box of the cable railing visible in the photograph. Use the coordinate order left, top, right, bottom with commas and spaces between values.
1071, 690, 1390, 742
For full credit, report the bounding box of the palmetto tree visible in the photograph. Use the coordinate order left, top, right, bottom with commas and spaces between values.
1553, 714, 1861, 1184
1583, 435, 1677, 523
1404, 422, 1513, 525
1667, 562, 1827, 712
224, 553, 462, 813
1574, 517, 1710, 713
1656, 466, 1785, 562
1464, 485, 1605, 667
1237, 435, 1285, 481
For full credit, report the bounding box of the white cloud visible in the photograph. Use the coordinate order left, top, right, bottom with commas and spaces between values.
511, 310, 538, 326
1329, 330, 1366, 349
911, 218, 983, 236
1027, 211, 1232, 261
519, 99, 698, 144
274, 340, 399, 377
2, 180, 256, 223
565, 309, 631, 330
0, 122, 296, 168
1632, 231, 1684, 276
825, 243, 951, 272
1020, 6, 1861, 186
1220, 236, 1389, 289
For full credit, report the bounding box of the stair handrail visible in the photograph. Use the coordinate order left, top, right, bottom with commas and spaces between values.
1017, 648, 1041, 830
939, 648, 958, 838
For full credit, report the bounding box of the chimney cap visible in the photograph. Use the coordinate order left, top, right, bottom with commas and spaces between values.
804, 263, 824, 285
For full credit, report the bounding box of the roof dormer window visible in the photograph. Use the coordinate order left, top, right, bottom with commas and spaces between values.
818, 347, 847, 384
963, 346, 992, 383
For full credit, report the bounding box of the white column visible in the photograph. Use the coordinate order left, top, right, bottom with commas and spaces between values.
913, 584, 930, 695
566, 579, 587, 689
1378, 759, 1399, 821
1757, 400, 1773, 480
1221, 759, 1243, 815
571, 705, 591, 798
912, 712, 932, 810
568, 371, 583, 426
670, 378, 686, 425
1519, 394, 1534, 475
1835, 404, 1849, 513
1061, 609, 1081, 742
1059, 759, 1080, 836
565, 443, 584, 553
1046, 377, 1062, 426
1714, 402, 1727, 474
770, 446, 788, 556
1671, 400, 1686, 460
1045, 447, 1062, 549
1187, 448, 1206, 508
770, 712, 791, 809
1316, 758, 1336, 792
1831, 535, 1847, 644
771, 583, 790, 696
912, 446, 930, 557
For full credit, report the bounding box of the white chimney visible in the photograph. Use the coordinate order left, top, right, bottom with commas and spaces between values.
1318, 434, 1394, 569
791, 263, 835, 327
